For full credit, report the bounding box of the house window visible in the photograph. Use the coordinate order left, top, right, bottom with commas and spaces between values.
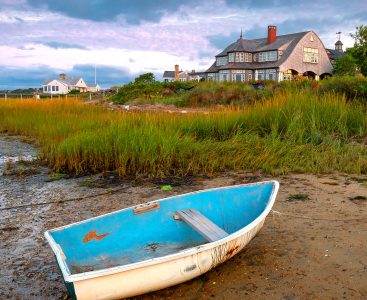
219, 70, 229, 81
56, 86, 59, 92
266, 69, 276, 80
216, 56, 228, 66
235, 52, 244, 62
228, 53, 235, 62
303, 47, 318, 63
244, 53, 252, 62
257, 70, 265, 80
248, 73, 252, 80
258, 51, 277, 62
52, 86, 55, 91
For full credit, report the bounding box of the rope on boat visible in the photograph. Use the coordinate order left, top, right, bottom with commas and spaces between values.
0, 186, 127, 211
271, 210, 366, 222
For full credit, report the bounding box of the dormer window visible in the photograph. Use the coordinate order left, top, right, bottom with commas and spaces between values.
216, 56, 228, 66
235, 52, 244, 62
231, 52, 252, 62
258, 51, 277, 62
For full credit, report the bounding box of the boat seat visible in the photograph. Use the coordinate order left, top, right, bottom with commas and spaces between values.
176, 209, 229, 242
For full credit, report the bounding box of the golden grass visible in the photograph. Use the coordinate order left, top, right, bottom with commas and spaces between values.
0, 92, 366, 177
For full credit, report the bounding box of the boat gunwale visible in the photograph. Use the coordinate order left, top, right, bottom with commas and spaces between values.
44, 180, 279, 282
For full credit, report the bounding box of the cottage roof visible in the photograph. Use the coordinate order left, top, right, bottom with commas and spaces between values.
43, 79, 53, 85
326, 48, 345, 60
188, 71, 206, 76
43, 77, 82, 86
216, 31, 309, 57
163, 71, 175, 78
59, 77, 82, 86
207, 31, 309, 73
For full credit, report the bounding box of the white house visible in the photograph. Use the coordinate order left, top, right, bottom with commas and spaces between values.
86, 84, 101, 92
43, 74, 98, 94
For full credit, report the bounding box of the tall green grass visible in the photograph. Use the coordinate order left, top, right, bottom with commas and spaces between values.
0, 91, 366, 177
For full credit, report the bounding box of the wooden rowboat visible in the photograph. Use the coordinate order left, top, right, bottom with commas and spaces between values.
45, 180, 279, 300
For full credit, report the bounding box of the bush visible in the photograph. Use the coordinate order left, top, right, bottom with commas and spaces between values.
318, 76, 367, 101
110, 81, 197, 104
69, 89, 80, 95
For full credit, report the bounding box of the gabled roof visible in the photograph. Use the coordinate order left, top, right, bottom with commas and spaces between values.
216, 31, 309, 57
43, 77, 82, 86
163, 71, 175, 78
43, 78, 68, 86
59, 77, 82, 86
188, 71, 206, 76
326, 49, 346, 60
207, 31, 310, 73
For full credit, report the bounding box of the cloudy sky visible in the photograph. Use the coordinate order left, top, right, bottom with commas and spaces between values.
0, 0, 366, 89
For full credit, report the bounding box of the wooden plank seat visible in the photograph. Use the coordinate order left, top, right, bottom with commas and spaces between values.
176, 209, 229, 242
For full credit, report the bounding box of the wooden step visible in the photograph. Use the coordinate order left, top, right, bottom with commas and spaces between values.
176, 209, 229, 242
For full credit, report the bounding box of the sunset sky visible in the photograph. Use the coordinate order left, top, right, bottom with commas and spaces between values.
0, 0, 366, 89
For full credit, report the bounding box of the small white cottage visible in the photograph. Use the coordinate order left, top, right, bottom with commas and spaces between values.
43, 74, 95, 94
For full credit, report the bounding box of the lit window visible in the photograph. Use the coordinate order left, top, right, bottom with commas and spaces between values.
303, 47, 319, 63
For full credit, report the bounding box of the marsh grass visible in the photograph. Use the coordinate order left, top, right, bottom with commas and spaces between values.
0, 92, 366, 177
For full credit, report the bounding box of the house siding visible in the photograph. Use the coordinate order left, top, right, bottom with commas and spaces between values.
43, 80, 68, 94
279, 32, 333, 77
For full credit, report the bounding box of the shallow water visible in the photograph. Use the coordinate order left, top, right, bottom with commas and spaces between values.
0, 136, 37, 173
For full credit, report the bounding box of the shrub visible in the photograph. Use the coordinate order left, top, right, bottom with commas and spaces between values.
318, 76, 367, 101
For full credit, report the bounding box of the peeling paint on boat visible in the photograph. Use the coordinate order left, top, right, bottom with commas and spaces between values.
45, 180, 279, 300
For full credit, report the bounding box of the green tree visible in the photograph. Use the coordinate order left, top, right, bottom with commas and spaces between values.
350, 25, 367, 76
333, 52, 357, 76
134, 72, 155, 83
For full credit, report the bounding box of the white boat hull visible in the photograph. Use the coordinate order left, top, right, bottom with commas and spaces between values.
72, 219, 265, 300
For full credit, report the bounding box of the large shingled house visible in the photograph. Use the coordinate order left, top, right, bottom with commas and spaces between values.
205, 25, 333, 81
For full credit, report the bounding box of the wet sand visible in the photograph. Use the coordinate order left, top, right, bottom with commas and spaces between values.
0, 135, 366, 299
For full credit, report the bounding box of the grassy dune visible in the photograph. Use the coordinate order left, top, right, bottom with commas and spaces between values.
0, 91, 366, 177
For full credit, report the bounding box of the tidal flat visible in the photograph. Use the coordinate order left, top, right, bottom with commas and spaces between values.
0, 135, 366, 299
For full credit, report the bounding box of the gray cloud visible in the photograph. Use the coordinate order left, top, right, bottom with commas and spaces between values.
27, 0, 198, 24
70, 64, 135, 87
0, 65, 57, 90
37, 41, 88, 50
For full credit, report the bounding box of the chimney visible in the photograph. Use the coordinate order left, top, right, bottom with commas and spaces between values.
267, 25, 277, 44
174, 65, 179, 81
59, 73, 67, 80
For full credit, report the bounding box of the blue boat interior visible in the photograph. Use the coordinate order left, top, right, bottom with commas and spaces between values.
49, 183, 274, 274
